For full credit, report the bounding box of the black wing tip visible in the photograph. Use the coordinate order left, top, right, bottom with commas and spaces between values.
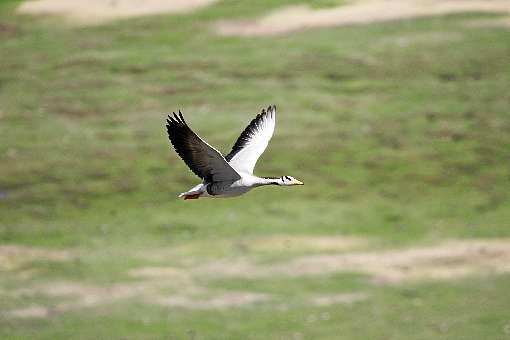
261, 104, 276, 118
252, 104, 277, 121
166, 110, 187, 126
179, 110, 185, 122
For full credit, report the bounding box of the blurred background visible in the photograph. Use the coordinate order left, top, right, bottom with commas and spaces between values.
1, 0, 509, 338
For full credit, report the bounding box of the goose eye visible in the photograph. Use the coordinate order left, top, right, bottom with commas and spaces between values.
285, 176, 291, 181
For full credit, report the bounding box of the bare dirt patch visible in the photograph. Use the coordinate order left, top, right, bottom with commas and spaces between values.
309, 292, 368, 306
464, 16, 510, 28
214, 0, 510, 36
274, 239, 510, 284
129, 266, 190, 279
5, 279, 267, 317
194, 239, 510, 284
154, 291, 270, 310
6, 305, 49, 319
0, 245, 74, 271
4, 239, 510, 318
7, 280, 171, 318
17, 0, 218, 25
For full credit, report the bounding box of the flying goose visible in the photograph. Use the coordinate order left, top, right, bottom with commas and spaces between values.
166, 105, 303, 199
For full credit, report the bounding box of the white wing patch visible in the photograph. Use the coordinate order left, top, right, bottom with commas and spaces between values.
226, 105, 276, 175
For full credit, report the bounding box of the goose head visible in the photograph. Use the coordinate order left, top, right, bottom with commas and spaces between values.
279, 175, 304, 186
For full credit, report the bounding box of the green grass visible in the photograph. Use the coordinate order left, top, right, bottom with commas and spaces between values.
1, 0, 510, 338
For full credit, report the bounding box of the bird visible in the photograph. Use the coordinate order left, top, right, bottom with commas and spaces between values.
165, 105, 303, 199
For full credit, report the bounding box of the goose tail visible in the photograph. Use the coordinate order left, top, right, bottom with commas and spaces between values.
178, 183, 206, 200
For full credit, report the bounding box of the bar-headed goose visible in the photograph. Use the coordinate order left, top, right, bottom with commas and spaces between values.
166, 105, 303, 199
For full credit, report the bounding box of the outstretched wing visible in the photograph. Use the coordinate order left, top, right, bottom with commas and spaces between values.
225, 105, 276, 174
166, 111, 241, 183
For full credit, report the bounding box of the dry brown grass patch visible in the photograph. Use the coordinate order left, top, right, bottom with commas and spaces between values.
214, 0, 510, 36
17, 0, 218, 25
4, 239, 510, 318
464, 17, 510, 28
154, 291, 270, 310
276, 239, 510, 283
310, 292, 368, 306
0, 245, 74, 271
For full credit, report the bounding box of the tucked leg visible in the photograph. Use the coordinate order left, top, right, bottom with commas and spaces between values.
183, 193, 201, 200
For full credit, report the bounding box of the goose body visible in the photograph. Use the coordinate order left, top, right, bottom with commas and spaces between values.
165, 105, 303, 199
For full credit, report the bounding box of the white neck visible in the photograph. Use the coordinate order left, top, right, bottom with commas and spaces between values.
253, 177, 282, 186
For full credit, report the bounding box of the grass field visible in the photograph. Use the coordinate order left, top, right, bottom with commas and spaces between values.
1, 1, 510, 339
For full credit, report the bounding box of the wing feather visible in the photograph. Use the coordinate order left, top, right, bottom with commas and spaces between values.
166, 111, 240, 182
225, 105, 276, 174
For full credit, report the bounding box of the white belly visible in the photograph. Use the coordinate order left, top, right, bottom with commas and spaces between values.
206, 181, 253, 198
181, 175, 260, 199
215, 185, 253, 198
